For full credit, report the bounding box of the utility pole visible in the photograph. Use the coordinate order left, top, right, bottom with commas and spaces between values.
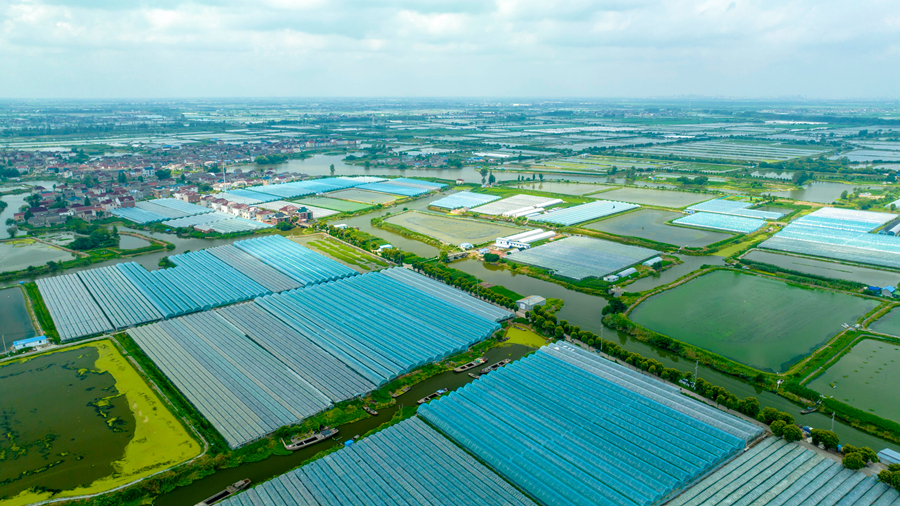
831, 412, 835, 432
695, 360, 699, 382
2, 335, 6, 356
599, 325, 603, 353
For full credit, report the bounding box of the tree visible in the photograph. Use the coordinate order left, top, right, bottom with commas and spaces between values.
483, 253, 500, 262
364, 160, 371, 170
770, 420, 786, 437
781, 424, 803, 442
6, 226, 16, 238
843, 453, 866, 471
601, 298, 627, 315
737, 397, 760, 418
488, 173, 496, 185
275, 221, 293, 231
84, 196, 91, 206
118, 172, 127, 184
539, 173, 544, 181
439, 250, 449, 263
155, 169, 171, 180
26, 193, 41, 208
330, 164, 335, 177
811, 429, 839, 450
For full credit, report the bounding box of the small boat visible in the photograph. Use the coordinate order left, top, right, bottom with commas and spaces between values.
363, 405, 378, 416
390, 386, 411, 398
196, 479, 251, 505
800, 406, 818, 415
454, 357, 487, 373
468, 372, 481, 379
417, 389, 448, 405
480, 359, 511, 375
282, 427, 339, 451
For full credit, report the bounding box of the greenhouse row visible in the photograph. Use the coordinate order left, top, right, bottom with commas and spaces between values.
419, 343, 755, 506
244, 176, 368, 200
78, 266, 163, 329
356, 181, 430, 196
135, 201, 197, 219
687, 199, 783, 220
207, 245, 302, 293
216, 303, 375, 402
429, 191, 500, 209
799, 207, 895, 232
36, 275, 114, 341
255, 271, 500, 386
150, 198, 213, 216
205, 217, 274, 233
128, 313, 332, 449
220, 190, 275, 204
233, 235, 357, 286
161, 211, 236, 229
674, 212, 765, 234
668, 438, 900, 506
380, 266, 513, 322
218, 417, 537, 506
532, 199, 640, 226
110, 207, 172, 224
506, 236, 659, 280
471, 194, 564, 216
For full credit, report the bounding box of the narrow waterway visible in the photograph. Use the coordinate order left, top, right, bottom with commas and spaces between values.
156, 344, 535, 506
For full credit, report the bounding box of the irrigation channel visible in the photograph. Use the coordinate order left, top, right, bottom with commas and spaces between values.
156, 344, 534, 506
448, 259, 900, 453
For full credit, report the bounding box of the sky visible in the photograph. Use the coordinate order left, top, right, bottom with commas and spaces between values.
1, 0, 899, 99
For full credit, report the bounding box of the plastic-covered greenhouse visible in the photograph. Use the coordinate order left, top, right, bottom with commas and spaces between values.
206, 217, 273, 233
134, 201, 191, 219
674, 212, 765, 234
668, 438, 900, 506
219, 190, 271, 204
505, 236, 659, 280
78, 266, 162, 328
356, 181, 430, 196
234, 235, 357, 286
429, 191, 501, 209
687, 199, 784, 220
207, 244, 301, 293
37, 275, 113, 341
217, 417, 536, 506
419, 342, 761, 506
110, 207, 170, 224
760, 207, 900, 268
149, 198, 212, 216
381, 267, 513, 322
161, 211, 235, 229
471, 194, 563, 216
254, 271, 500, 386
532, 200, 640, 226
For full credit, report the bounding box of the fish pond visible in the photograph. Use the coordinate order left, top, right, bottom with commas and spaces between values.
869, 307, 900, 337
743, 250, 900, 287
385, 211, 522, 246
589, 187, 715, 208
583, 209, 733, 247
0, 341, 200, 505
630, 270, 879, 373
0, 288, 36, 346
0, 239, 74, 273
807, 338, 900, 423
769, 182, 878, 204
510, 181, 613, 195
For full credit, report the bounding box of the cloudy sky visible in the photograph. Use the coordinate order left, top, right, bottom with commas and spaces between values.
1, 0, 898, 98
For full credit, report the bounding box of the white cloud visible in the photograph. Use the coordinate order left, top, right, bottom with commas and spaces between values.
0, 0, 897, 97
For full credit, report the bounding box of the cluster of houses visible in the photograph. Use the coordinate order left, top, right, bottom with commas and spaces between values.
1, 136, 360, 176
197, 195, 312, 225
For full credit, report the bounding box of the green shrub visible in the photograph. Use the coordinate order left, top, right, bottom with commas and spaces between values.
843, 452, 866, 470
782, 424, 803, 442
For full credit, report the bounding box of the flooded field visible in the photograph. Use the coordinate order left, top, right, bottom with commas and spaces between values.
869, 307, 900, 336
511, 181, 613, 195
631, 270, 878, 372
385, 211, 521, 246
0, 288, 36, 345
117, 235, 152, 250
769, 181, 877, 204
808, 338, 900, 423
590, 187, 714, 208
0, 341, 200, 504
583, 209, 733, 247
0, 239, 74, 272
743, 250, 900, 287
623, 255, 726, 292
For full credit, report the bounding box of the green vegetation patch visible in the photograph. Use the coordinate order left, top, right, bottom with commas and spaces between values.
630, 270, 878, 373
808, 338, 900, 424
489, 285, 523, 301
384, 211, 522, 246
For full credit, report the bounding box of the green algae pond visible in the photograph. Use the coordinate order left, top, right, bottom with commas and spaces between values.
583, 208, 733, 247
630, 270, 879, 373
808, 338, 900, 424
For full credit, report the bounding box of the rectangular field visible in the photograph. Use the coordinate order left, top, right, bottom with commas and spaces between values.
505, 236, 658, 280
807, 338, 900, 423
327, 188, 400, 204
591, 188, 713, 208
629, 140, 829, 162
742, 250, 900, 287
531, 200, 639, 226
511, 181, 614, 195
384, 211, 522, 245
584, 209, 733, 247
630, 270, 878, 373
673, 212, 765, 234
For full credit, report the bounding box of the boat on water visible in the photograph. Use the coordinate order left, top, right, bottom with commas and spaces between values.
195, 479, 251, 506
454, 357, 487, 373
364, 405, 378, 416
417, 389, 448, 405
800, 406, 818, 414
468, 372, 481, 379
390, 386, 411, 398
480, 359, 511, 375
282, 427, 339, 451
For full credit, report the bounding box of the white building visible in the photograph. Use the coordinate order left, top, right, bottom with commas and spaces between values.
12, 336, 49, 352
495, 229, 557, 249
